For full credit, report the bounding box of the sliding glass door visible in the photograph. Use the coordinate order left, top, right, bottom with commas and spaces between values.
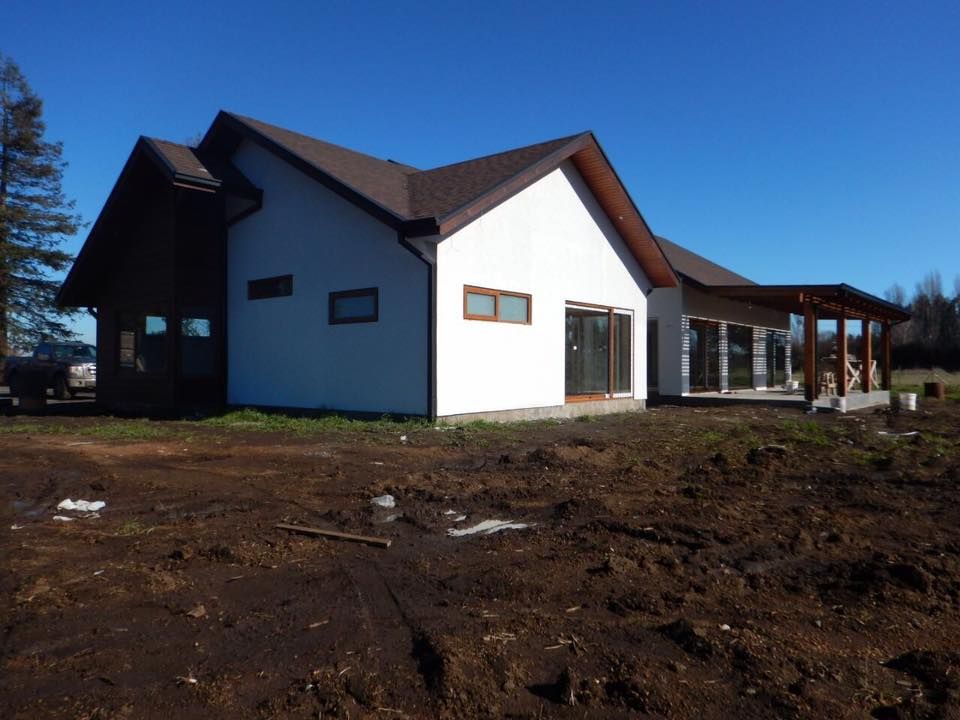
727, 324, 753, 390
565, 305, 632, 399
689, 320, 720, 391
766, 332, 787, 387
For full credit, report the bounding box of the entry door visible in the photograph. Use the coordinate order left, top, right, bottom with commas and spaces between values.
766, 332, 786, 387
689, 320, 720, 391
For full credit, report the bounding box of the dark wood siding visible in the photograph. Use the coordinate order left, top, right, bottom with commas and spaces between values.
93, 164, 227, 413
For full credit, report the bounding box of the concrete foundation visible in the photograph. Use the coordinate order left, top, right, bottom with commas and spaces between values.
438, 397, 646, 424
830, 390, 891, 413
654, 388, 893, 413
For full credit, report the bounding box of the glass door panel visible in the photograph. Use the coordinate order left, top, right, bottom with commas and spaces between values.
565, 309, 609, 396
689, 320, 720, 391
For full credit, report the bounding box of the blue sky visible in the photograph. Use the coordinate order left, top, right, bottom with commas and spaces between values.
6, 0, 959, 343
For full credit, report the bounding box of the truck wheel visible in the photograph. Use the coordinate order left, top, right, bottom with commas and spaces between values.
53, 374, 70, 400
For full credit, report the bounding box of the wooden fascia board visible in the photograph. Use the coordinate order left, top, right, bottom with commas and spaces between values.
573, 136, 678, 289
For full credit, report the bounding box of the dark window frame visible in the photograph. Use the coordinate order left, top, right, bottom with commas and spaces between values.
463, 285, 532, 324
329, 287, 379, 325
117, 309, 168, 375
248, 274, 293, 300
179, 309, 216, 378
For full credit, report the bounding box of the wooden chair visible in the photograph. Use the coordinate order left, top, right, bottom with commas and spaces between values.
819, 371, 837, 396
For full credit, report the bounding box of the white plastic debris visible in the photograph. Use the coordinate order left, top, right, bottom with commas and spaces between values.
399, 435, 408, 443
10, 524, 25, 530
370, 494, 396, 509
719, 624, 732, 631
52, 515, 75, 522
877, 431, 920, 437
57, 499, 106, 513
443, 509, 459, 515
447, 519, 530, 537
453, 515, 467, 522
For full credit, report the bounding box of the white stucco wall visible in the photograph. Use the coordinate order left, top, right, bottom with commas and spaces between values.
434, 161, 650, 417
226, 141, 429, 414
646, 286, 684, 395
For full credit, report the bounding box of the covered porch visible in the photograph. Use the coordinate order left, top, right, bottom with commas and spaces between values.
708, 284, 911, 410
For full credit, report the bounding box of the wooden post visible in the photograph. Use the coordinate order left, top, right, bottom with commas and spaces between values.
862, 319, 873, 393
837, 315, 847, 396
804, 300, 817, 402
881, 322, 892, 390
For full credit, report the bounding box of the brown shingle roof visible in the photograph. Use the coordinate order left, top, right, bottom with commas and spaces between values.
223, 113, 588, 223
211, 113, 675, 286
407, 134, 586, 219
655, 235, 755, 287
145, 138, 217, 186
226, 113, 416, 218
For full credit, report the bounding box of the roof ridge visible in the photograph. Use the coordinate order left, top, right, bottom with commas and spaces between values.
147, 136, 195, 149
416, 131, 590, 176
225, 111, 420, 174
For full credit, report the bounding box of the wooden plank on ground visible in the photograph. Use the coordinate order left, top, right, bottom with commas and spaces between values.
275, 523, 392, 548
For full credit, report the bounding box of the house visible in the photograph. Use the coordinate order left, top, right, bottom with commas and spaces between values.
58, 112, 678, 419
645, 235, 910, 409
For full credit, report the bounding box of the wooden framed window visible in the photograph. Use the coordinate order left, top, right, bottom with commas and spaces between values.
564, 302, 632, 402
329, 287, 379, 324
463, 285, 532, 324
248, 274, 293, 300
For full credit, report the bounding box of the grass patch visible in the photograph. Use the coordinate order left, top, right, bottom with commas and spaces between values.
115, 520, 154, 537
200, 408, 433, 435
891, 368, 960, 402
781, 419, 832, 446
0, 419, 177, 441
701, 430, 725, 444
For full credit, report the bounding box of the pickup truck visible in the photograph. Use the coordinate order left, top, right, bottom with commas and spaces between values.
3, 342, 97, 400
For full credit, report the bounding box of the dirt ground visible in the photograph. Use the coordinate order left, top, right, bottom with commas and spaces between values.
2, 400, 959, 719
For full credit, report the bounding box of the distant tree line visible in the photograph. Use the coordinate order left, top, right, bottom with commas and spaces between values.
885, 271, 960, 371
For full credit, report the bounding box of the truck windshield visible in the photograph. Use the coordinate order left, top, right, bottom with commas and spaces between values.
53, 345, 96, 360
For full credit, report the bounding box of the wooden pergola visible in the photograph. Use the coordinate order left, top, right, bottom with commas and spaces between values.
707, 284, 911, 402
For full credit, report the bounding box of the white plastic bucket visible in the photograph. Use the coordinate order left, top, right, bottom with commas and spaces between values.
899, 392, 917, 411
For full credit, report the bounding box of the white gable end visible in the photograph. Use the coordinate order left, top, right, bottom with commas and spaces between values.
435, 160, 651, 417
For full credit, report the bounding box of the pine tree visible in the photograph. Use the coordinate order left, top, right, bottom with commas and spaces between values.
0, 55, 81, 357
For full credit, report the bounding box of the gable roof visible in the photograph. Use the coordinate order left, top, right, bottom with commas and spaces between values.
200, 112, 677, 288
407, 134, 584, 220
655, 235, 755, 287
57, 137, 262, 307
